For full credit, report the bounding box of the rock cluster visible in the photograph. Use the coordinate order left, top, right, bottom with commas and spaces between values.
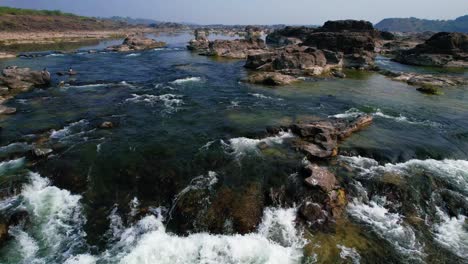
187, 29, 210, 52
245, 45, 343, 76
287, 114, 373, 159
379, 69, 467, 92
244, 72, 298, 86
188, 26, 267, 59
106, 34, 166, 52
395, 32, 468, 67
0, 66, 51, 114
265, 20, 379, 70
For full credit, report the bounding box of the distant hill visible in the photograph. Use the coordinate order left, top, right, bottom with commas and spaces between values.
0, 6, 127, 31
107, 16, 160, 26
375, 15, 468, 33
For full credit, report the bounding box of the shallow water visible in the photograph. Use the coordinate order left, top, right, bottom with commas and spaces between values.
0, 33, 467, 263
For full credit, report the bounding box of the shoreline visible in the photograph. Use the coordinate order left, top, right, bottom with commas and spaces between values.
0, 27, 166, 55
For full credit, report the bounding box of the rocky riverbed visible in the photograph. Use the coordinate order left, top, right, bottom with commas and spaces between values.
0, 30, 467, 264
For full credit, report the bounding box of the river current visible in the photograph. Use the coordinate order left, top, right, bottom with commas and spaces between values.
0, 33, 467, 264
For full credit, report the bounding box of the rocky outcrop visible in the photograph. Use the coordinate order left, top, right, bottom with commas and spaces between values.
106, 34, 166, 52
379, 69, 467, 88
244, 72, 298, 85
245, 45, 343, 76
395, 32, 468, 67
205, 38, 266, 59
187, 29, 210, 52
265, 20, 379, 69
0, 66, 51, 114
289, 115, 373, 159
304, 164, 337, 192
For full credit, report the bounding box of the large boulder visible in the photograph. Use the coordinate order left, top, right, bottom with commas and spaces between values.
395, 32, 468, 67
187, 29, 210, 51
288, 115, 373, 159
0, 66, 51, 91
106, 34, 166, 52
244, 72, 299, 86
245, 45, 343, 76
265, 20, 379, 69
206, 38, 266, 59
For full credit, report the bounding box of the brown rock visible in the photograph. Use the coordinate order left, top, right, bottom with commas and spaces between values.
304, 164, 337, 192
245, 72, 298, 86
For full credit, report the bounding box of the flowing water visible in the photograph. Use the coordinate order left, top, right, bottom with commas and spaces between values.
0, 33, 467, 263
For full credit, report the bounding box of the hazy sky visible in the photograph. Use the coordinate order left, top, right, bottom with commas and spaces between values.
1, 0, 467, 25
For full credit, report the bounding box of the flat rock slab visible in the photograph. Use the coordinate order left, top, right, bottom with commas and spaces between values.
304, 164, 337, 192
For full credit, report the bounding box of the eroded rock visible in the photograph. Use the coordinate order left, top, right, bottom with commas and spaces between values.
244, 72, 299, 86
106, 34, 166, 52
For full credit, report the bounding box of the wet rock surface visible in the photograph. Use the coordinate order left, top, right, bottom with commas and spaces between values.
244, 72, 299, 86
395, 32, 468, 68
288, 115, 373, 159
106, 34, 166, 52
379, 69, 468, 89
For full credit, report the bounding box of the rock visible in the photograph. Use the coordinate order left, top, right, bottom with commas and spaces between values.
106, 34, 166, 52
417, 84, 443, 95
332, 70, 346, 78
319, 20, 376, 33
32, 147, 53, 157
188, 29, 210, 52
245, 45, 343, 76
0, 52, 16, 59
304, 164, 337, 192
299, 202, 327, 225
245, 72, 298, 86
245, 26, 263, 41
99, 121, 114, 129
206, 38, 266, 59
0, 66, 51, 91
0, 105, 16, 115
395, 32, 468, 68
381, 70, 467, 88
0, 222, 7, 246
289, 115, 373, 159
266, 26, 316, 46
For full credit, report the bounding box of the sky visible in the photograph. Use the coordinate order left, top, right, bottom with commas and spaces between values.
1, 0, 467, 25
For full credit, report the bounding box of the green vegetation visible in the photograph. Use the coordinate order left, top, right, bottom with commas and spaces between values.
0, 6, 78, 17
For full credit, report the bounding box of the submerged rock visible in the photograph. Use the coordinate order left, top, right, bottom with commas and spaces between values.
380, 69, 467, 89
395, 32, 468, 68
244, 72, 299, 86
106, 34, 166, 52
99, 121, 114, 129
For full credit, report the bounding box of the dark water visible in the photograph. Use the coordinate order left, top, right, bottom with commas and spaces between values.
0, 33, 467, 264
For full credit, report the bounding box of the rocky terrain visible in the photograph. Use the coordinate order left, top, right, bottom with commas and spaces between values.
0, 66, 51, 115
394, 32, 468, 68
105, 33, 166, 52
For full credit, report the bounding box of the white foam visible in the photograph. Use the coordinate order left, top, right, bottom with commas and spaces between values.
171, 77, 202, 84
348, 198, 424, 259
330, 108, 440, 127
21, 172, 86, 255
102, 207, 304, 264
226, 131, 294, 158
0, 142, 32, 155
46, 53, 65, 57
249, 93, 283, 101
125, 93, 183, 112
64, 254, 97, 264
50, 119, 89, 140
9, 227, 40, 261
337, 244, 361, 264
340, 156, 468, 195
0, 157, 25, 175
433, 208, 468, 258
125, 53, 141, 57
